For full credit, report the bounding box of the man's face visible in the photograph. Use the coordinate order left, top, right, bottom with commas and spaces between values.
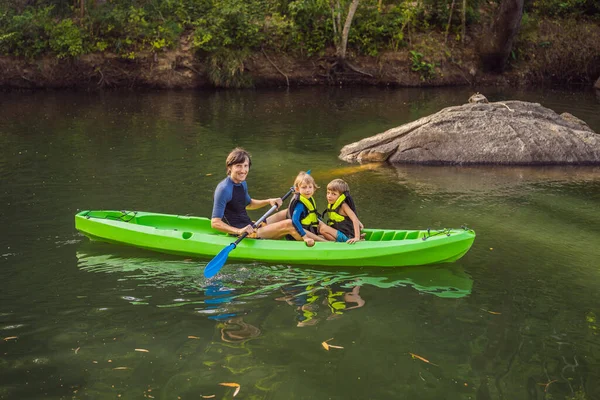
229, 158, 250, 184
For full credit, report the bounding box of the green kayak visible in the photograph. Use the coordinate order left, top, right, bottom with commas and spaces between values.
75, 210, 476, 267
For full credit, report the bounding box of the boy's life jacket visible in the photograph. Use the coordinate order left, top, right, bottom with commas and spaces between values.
322, 192, 357, 238
286, 193, 320, 234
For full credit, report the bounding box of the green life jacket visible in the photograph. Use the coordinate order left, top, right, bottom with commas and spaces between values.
322, 192, 357, 238
287, 194, 319, 233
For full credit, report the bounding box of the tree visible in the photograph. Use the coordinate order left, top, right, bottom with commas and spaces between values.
330, 0, 360, 61
478, 0, 524, 73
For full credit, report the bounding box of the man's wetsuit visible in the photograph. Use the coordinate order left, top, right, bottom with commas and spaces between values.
212, 176, 252, 228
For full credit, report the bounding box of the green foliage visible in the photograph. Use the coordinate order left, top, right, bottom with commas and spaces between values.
206, 48, 253, 88
191, 0, 263, 53
48, 19, 85, 58
409, 50, 437, 81
287, 0, 330, 56
0, 6, 54, 57
531, 0, 600, 18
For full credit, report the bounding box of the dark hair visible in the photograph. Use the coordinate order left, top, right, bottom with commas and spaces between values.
226, 147, 252, 175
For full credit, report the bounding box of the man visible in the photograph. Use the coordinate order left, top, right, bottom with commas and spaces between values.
211, 148, 314, 246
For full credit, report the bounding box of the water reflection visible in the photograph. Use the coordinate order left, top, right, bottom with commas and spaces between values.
76, 246, 474, 312
380, 164, 600, 195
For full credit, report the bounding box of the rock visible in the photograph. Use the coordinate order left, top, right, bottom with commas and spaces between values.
339, 98, 600, 165
468, 93, 488, 103
595, 76, 600, 90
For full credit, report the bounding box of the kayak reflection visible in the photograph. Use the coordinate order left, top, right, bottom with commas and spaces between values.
76, 246, 474, 329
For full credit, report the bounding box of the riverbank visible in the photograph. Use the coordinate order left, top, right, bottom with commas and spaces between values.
1, 19, 599, 90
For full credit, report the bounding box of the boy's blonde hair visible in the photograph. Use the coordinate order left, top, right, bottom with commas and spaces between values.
327, 178, 350, 194
294, 171, 319, 189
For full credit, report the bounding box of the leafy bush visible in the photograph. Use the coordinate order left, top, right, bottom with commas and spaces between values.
48, 19, 85, 58
0, 6, 54, 57
410, 50, 437, 80
192, 0, 263, 53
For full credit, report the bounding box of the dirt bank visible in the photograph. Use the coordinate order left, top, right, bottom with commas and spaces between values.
1, 26, 598, 90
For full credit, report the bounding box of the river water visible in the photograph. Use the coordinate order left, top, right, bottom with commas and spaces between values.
1, 87, 599, 399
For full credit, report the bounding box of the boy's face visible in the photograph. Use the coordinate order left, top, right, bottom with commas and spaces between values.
297, 182, 315, 199
326, 189, 341, 204
228, 158, 250, 183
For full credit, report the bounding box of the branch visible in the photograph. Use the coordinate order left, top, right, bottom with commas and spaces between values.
262, 49, 289, 87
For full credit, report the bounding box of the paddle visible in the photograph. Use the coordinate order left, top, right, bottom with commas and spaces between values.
203, 171, 309, 279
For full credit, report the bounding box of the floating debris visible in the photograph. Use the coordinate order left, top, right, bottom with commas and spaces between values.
187, 336, 200, 340
409, 352, 438, 366
135, 348, 149, 353
538, 380, 557, 392
74, 347, 80, 354
219, 382, 240, 397
480, 308, 502, 315
3, 336, 18, 341
321, 338, 344, 351
201, 395, 215, 399
113, 367, 130, 370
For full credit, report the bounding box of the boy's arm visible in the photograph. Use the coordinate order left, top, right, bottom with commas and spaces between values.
291, 203, 307, 237
341, 203, 362, 242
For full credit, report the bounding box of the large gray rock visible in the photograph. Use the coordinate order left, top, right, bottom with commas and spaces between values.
339, 99, 600, 165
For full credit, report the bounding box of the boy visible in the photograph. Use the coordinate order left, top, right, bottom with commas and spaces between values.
319, 179, 362, 244
286, 171, 327, 246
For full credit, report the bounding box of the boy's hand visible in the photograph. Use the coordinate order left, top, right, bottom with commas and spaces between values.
269, 198, 283, 209
346, 237, 361, 244
303, 236, 315, 247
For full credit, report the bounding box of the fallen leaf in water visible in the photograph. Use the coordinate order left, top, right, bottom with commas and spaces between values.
206, 173, 213, 176
409, 352, 439, 366
321, 337, 334, 351
3, 336, 18, 341
135, 348, 149, 352
201, 395, 215, 399
219, 382, 240, 397
490, 248, 493, 250
322, 338, 343, 351
113, 367, 129, 370
74, 347, 80, 354
187, 336, 200, 339
538, 380, 557, 392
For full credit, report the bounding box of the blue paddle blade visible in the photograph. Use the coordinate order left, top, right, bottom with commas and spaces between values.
204, 244, 235, 279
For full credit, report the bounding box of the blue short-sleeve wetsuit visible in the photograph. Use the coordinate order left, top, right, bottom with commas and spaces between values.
291, 202, 308, 237
212, 176, 252, 228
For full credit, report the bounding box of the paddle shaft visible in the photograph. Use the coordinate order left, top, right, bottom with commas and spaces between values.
232, 186, 295, 247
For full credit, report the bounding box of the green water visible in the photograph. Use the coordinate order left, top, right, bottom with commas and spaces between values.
1, 87, 599, 399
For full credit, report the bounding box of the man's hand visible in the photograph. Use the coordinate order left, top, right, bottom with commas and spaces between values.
237, 224, 255, 236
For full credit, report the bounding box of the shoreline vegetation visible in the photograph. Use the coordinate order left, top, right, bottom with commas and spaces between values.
1, 0, 599, 90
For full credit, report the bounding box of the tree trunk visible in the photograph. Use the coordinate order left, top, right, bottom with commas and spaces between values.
337, 0, 360, 60
461, 0, 466, 43
445, 0, 456, 45
478, 0, 524, 73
